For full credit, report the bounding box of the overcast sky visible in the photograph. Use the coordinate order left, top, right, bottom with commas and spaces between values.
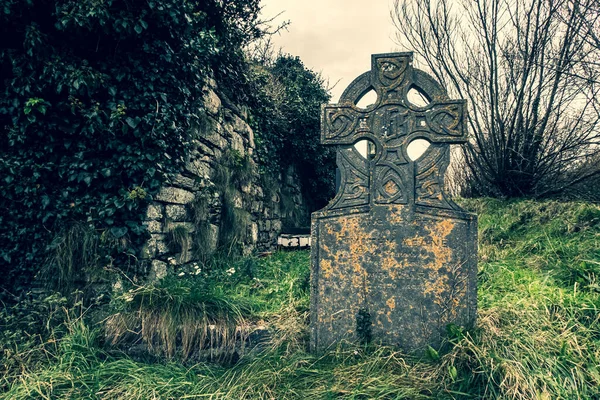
261, 0, 399, 103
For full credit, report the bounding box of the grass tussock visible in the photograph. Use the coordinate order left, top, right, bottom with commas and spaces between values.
1, 199, 600, 399
105, 278, 249, 361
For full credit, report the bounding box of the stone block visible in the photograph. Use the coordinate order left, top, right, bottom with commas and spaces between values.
143, 220, 163, 233
165, 205, 188, 221
184, 160, 211, 179
204, 89, 221, 116
165, 221, 196, 233
148, 260, 168, 281
155, 187, 195, 204
172, 174, 201, 191
145, 203, 163, 220
251, 222, 258, 243
272, 220, 282, 232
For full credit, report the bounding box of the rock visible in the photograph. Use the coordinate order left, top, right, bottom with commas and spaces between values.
204, 89, 221, 116
165, 205, 188, 221
143, 220, 163, 233
251, 222, 258, 243
171, 174, 201, 191
165, 221, 196, 233
145, 204, 163, 220
184, 160, 211, 179
155, 187, 195, 204
148, 260, 168, 281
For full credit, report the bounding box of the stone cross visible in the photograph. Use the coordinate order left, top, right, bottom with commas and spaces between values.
310, 52, 477, 354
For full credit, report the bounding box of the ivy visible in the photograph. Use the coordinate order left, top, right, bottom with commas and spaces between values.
0, 0, 263, 290
249, 55, 336, 212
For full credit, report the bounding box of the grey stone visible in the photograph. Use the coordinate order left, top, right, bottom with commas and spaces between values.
184, 160, 211, 179
229, 131, 245, 155
165, 221, 196, 233
143, 220, 163, 233
272, 220, 282, 232
165, 205, 188, 221
251, 222, 258, 243
145, 204, 163, 220
155, 187, 195, 204
204, 89, 221, 116
311, 52, 477, 355
147, 234, 169, 257
148, 260, 168, 281
171, 174, 201, 191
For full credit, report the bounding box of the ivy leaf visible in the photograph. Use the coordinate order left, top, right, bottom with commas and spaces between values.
126, 117, 139, 128
110, 226, 128, 238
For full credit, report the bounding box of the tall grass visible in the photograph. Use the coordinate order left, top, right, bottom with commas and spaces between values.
2, 199, 600, 399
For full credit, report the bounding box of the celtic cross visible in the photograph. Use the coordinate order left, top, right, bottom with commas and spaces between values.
321, 52, 466, 211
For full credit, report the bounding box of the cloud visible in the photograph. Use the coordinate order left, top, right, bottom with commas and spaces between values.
262, 0, 398, 102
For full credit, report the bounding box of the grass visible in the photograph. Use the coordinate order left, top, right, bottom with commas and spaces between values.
1, 199, 600, 399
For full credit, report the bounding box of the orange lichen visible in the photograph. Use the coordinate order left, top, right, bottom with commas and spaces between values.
386, 297, 396, 310
384, 180, 399, 195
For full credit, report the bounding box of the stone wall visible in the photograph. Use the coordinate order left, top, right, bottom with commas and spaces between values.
141, 81, 304, 280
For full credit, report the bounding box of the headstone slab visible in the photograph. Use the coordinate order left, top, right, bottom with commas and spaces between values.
310, 52, 477, 354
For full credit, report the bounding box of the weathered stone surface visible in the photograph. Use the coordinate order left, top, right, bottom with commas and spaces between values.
145, 204, 163, 220
311, 52, 477, 355
148, 260, 168, 281
143, 220, 163, 233
184, 160, 211, 179
155, 187, 195, 204
165, 221, 196, 233
165, 204, 188, 221
204, 89, 221, 116
171, 174, 201, 191
251, 222, 258, 243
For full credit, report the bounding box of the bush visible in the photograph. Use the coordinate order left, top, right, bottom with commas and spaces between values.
0, 0, 264, 290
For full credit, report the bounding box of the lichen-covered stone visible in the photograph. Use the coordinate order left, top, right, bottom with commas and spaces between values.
204, 89, 221, 116
155, 187, 195, 204
165, 204, 188, 221
143, 220, 163, 233
184, 160, 211, 179
145, 204, 163, 220
311, 52, 477, 355
251, 222, 258, 243
148, 260, 168, 281
165, 221, 196, 233
171, 174, 201, 191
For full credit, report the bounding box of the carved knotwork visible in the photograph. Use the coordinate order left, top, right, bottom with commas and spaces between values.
320, 52, 467, 210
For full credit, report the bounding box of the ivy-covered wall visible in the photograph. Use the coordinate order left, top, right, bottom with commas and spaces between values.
0, 0, 332, 293
141, 80, 307, 280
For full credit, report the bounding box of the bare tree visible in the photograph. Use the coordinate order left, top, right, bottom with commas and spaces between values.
392, 0, 600, 198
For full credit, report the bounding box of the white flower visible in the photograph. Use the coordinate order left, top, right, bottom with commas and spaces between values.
226, 267, 235, 276
194, 269, 201, 275
353, 350, 359, 355
178, 271, 185, 277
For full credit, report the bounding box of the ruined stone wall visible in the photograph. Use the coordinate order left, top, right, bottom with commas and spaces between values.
141, 80, 303, 280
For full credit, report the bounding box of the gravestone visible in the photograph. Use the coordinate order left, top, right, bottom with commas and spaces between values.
310, 52, 477, 354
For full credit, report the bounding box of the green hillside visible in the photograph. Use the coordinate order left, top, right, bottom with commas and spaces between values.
2, 199, 599, 399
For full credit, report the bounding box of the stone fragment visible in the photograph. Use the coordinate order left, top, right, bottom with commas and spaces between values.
145, 203, 163, 220
143, 220, 163, 233
171, 174, 201, 191
184, 160, 211, 179
251, 222, 258, 243
165, 221, 196, 233
165, 205, 188, 221
204, 89, 221, 116
155, 187, 195, 204
148, 260, 168, 281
